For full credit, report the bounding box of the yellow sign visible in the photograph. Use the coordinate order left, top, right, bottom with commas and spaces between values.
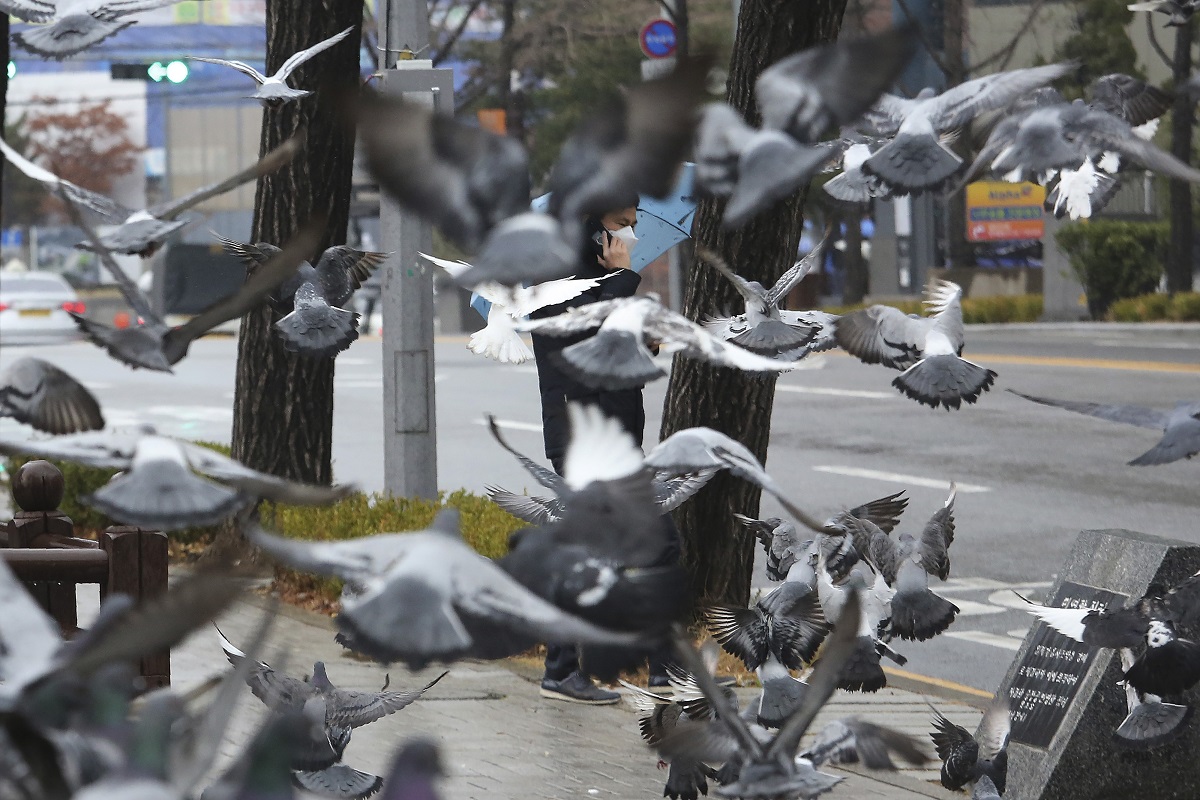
965, 181, 1046, 242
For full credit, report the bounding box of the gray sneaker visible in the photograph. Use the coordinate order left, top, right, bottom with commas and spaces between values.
540, 671, 620, 705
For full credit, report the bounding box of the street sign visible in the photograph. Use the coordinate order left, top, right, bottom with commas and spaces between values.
639, 18, 677, 59
965, 181, 1046, 242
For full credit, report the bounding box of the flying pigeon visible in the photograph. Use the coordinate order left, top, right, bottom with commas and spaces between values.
244, 509, 651, 668
357, 59, 708, 288
62, 198, 323, 372
929, 700, 1010, 794
1, 134, 300, 257
693, 102, 836, 228
1126, 0, 1198, 26
380, 740, 445, 800
1008, 390, 1200, 466
1114, 648, 1194, 750
0, 357, 104, 434
0, 426, 354, 530
201, 705, 326, 800
191, 27, 355, 105
835, 280, 997, 410
814, 562, 907, 692
419, 252, 614, 364
699, 247, 824, 359
518, 293, 794, 390
8, 0, 194, 59
799, 717, 929, 770
218, 234, 388, 358
819, 132, 896, 205
1017, 573, 1200, 696
859, 62, 1075, 193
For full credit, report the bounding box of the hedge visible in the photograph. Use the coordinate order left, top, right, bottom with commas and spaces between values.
1055, 220, 1169, 319
822, 293, 1043, 323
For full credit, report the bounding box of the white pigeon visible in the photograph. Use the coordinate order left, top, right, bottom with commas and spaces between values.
419, 252, 611, 365
190, 27, 356, 105
7, 0, 192, 59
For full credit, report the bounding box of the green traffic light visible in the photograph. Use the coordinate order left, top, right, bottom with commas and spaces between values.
165, 60, 188, 84
6, 62, 14, 80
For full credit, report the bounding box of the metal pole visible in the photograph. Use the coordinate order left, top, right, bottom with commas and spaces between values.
377, 0, 448, 500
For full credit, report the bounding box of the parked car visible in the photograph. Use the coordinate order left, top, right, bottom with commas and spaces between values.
0, 271, 84, 344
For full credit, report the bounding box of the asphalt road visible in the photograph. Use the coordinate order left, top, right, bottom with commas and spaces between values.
2, 322, 1197, 695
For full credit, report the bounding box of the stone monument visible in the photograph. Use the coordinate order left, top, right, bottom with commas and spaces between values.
998, 528, 1200, 800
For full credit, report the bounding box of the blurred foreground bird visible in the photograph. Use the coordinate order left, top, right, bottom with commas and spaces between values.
1126, 0, 1198, 25
835, 280, 996, 410
0, 426, 353, 530
1008, 390, 1200, 466
192, 27, 355, 104
930, 700, 1010, 794
0, 357, 104, 434
9, 0, 194, 59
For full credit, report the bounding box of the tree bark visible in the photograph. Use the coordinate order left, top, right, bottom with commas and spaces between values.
1, 16, 9, 227
205, 0, 364, 565
660, 0, 847, 609
1165, 20, 1195, 295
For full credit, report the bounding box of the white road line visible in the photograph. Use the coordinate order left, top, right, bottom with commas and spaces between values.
944, 631, 1023, 652
1092, 339, 1199, 350
776, 385, 892, 399
811, 465, 991, 493
940, 578, 1053, 592
473, 418, 542, 433
950, 599, 1010, 617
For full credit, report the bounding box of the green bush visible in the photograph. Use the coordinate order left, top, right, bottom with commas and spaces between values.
821, 294, 1043, 323
1108, 291, 1200, 322
1056, 220, 1168, 319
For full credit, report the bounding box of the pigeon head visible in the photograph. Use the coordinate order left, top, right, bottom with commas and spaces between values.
390, 738, 444, 778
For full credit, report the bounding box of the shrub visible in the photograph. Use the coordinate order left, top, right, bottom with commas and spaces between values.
1055, 220, 1168, 319
821, 294, 1043, 323
1108, 291, 1200, 322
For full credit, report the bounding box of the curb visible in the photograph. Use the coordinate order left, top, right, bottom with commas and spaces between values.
966, 321, 1200, 332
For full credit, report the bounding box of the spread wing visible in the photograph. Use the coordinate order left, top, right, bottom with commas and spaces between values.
0, 136, 128, 221
918, 485, 956, 581
514, 299, 623, 337
1008, 390, 1169, 430
834, 305, 927, 369
1089, 74, 1172, 127
317, 246, 389, 291
929, 63, 1076, 131
645, 306, 795, 374
275, 26, 355, 82
0, 0, 55, 23
188, 57, 268, 84
485, 485, 563, 525
767, 243, 824, 305
147, 135, 302, 220
327, 671, 447, 729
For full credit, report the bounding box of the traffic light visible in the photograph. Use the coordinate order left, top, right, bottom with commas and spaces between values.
110, 61, 189, 83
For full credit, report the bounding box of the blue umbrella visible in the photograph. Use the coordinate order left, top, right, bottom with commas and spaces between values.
470, 163, 697, 319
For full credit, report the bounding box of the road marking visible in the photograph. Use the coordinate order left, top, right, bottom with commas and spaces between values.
473, 418, 542, 433
776, 385, 893, 399
811, 465, 991, 493
940, 578, 1053, 593
951, 599, 1010, 617
1092, 339, 1199, 350
973, 353, 1200, 374
944, 631, 1023, 651
882, 666, 995, 699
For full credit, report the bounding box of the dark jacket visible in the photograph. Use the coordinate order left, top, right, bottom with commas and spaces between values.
531, 220, 644, 464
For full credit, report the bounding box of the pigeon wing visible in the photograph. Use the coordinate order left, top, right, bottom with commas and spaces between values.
917, 484, 956, 581
0, 429, 137, 470
216, 627, 313, 711
0, 358, 105, 435
1007, 390, 1169, 430
975, 698, 1011, 761
328, 671, 447, 729
274, 26, 355, 82
514, 298, 623, 336
1089, 74, 1172, 127
485, 486, 562, 525
1084, 110, 1200, 182
767, 244, 824, 305
645, 306, 795, 374
0, 137, 127, 220
929, 63, 1077, 131
843, 491, 909, 534
834, 305, 926, 369
317, 246, 389, 291
653, 469, 717, 513
507, 275, 609, 318
0, 556, 63, 695
187, 57, 268, 84
486, 416, 566, 493
60, 195, 161, 324
698, 248, 768, 306
0, 0, 54, 23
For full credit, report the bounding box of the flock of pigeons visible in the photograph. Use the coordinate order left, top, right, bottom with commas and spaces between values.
1, 15, 1199, 800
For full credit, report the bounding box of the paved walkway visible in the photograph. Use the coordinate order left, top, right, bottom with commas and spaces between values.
164, 589, 984, 800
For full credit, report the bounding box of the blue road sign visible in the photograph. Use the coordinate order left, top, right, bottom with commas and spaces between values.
640, 18, 677, 59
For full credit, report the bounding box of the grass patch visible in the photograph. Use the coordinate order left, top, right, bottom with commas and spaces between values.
1108, 292, 1200, 322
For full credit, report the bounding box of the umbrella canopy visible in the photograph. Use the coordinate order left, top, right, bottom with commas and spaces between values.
470, 163, 696, 319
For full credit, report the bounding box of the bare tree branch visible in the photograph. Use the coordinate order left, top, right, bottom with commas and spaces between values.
967, 0, 1049, 75
893, 0, 951, 79
1144, 12, 1174, 70
432, 0, 487, 67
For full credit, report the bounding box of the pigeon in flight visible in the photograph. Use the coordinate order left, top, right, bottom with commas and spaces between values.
799, 717, 929, 771
699, 247, 826, 359
419, 252, 613, 364
380, 740, 445, 800
7, 0, 193, 59
1, 134, 300, 256
0, 426, 353, 530
245, 509, 651, 668
64, 198, 323, 372
859, 62, 1075, 193
1127, 0, 1198, 25
518, 293, 794, 390
815, 561, 907, 692
1018, 573, 1200, 696
1114, 648, 1194, 750
929, 699, 1010, 794
218, 234, 388, 358
191, 27, 355, 105
818, 132, 897, 205
357, 59, 708, 287
0, 357, 104, 434
836, 280, 997, 410
1009, 390, 1200, 466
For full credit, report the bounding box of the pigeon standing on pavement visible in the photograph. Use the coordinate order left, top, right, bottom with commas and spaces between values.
191, 27, 355, 105
8, 0, 194, 59
836, 280, 997, 410
0, 357, 104, 434
859, 63, 1075, 193
929, 700, 1010, 794
1008, 390, 1200, 466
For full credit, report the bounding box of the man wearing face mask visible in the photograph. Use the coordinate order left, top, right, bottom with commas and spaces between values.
528, 193, 664, 705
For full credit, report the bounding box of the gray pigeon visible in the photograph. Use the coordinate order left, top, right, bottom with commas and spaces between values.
859, 63, 1075, 193
218, 235, 388, 358
814, 561, 907, 692
1127, 0, 1198, 25
190, 27, 355, 105
201, 706, 321, 800
62, 197, 322, 372
245, 510, 650, 668
799, 717, 929, 770
819, 132, 895, 205
9, 0, 191, 59
699, 247, 823, 358
1009, 390, 1200, 466
379, 740, 444, 800
0, 135, 127, 221
1114, 648, 1193, 750
0, 426, 353, 530
518, 293, 794, 390
972, 775, 1002, 800
930, 699, 1010, 794
0, 357, 104, 434
835, 280, 997, 410
71, 691, 184, 800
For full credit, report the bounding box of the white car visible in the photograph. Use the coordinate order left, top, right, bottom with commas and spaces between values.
0, 271, 84, 344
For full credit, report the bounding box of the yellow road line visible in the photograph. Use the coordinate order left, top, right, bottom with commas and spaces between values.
883, 666, 995, 700
972, 353, 1200, 374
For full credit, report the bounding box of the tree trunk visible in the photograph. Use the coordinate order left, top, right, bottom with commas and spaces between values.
497, 0, 525, 142
1, 16, 9, 226
205, 0, 364, 565
1165, 20, 1195, 295
660, 0, 848, 609
843, 214, 866, 304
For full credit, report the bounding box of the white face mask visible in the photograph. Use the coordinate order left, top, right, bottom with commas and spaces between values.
607, 225, 638, 252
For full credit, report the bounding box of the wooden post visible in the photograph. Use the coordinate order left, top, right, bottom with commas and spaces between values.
99, 526, 170, 688
5, 461, 78, 632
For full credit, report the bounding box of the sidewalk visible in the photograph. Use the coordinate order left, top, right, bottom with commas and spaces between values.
173, 589, 983, 800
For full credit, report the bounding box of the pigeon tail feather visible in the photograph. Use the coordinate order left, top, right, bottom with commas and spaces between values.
87, 462, 250, 531
554, 330, 663, 390
862, 132, 963, 194
1113, 700, 1193, 750
275, 305, 360, 358
892, 355, 996, 411
885, 590, 959, 641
